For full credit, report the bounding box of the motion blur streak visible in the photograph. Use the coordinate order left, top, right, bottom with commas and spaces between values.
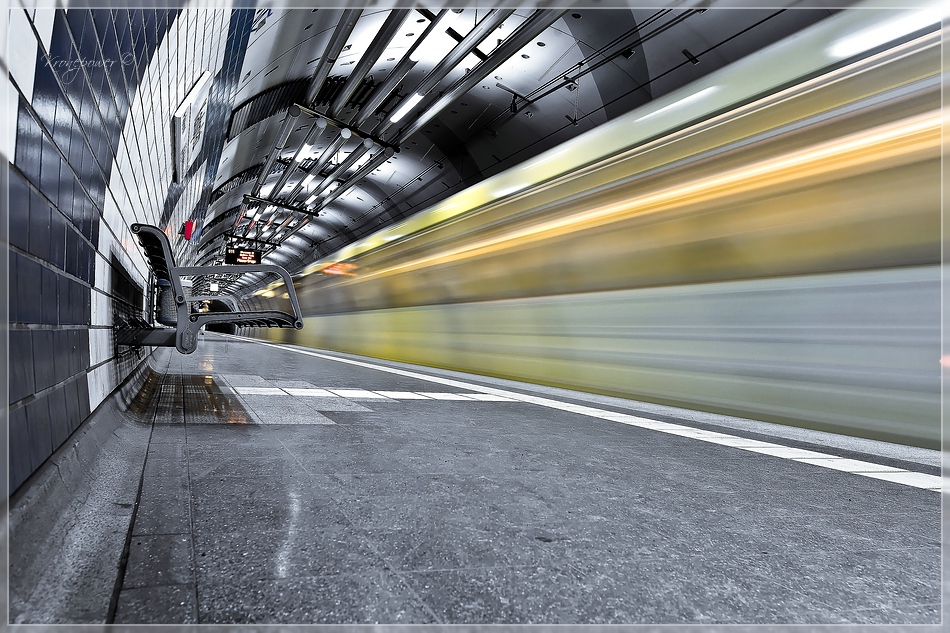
247, 20, 941, 447
351, 112, 938, 279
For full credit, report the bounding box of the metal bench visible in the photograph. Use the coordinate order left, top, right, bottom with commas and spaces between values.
126, 223, 303, 354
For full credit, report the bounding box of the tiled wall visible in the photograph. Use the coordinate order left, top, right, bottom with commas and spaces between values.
5, 3, 241, 494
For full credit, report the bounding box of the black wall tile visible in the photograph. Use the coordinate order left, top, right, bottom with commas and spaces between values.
71, 278, 85, 326
17, 255, 43, 324
30, 60, 60, 135
9, 407, 32, 493
27, 189, 50, 260
39, 139, 61, 205
65, 378, 83, 433
52, 93, 73, 150
8, 252, 19, 323
79, 241, 92, 283
67, 126, 85, 174
47, 385, 70, 451
41, 266, 58, 326
80, 328, 90, 369
52, 330, 71, 384
79, 374, 91, 418
68, 329, 82, 376
32, 330, 56, 391
9, 330, 35, 403
48, 11, 73, 62
142, 10, 156, 55
64, 277, 77, 325
83, 286, 92, 325
15, 102, 42, 186
49, 210, 67, 270
64, 229, 79, 277
65, 8, 88, 48
58, 169, 76, 226
25, 395, 53, 473
90, 9, 112, 41
9, 170, 31, 252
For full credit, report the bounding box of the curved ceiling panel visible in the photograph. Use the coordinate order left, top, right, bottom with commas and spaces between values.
190, 2, 839, 298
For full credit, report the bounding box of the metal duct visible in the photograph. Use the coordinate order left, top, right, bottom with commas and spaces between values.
329, 10, 409, 118
249, 105, 300, 197
309, 138, 374, 200
268, 117, 328, 200
373, 9, 514, 138
305, 8, 363, 107
320, 146, 395, 208
395, 9, 569, 144
286, 127, 353, 203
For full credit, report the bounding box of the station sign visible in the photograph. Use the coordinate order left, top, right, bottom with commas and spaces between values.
225, 247, 262, 265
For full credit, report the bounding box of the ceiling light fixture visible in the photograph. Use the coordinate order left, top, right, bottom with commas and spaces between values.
374, 9, 514, 138
390, 93, 424, 122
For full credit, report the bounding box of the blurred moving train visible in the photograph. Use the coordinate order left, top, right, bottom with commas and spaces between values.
245, 3, 943, 447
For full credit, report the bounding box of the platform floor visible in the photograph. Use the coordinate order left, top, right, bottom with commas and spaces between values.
109, 335, 940, 624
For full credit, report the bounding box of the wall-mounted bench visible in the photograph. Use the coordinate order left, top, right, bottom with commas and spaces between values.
123, 223, 303, 354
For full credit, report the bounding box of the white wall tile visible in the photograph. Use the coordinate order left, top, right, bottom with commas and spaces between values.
7, 8, 37, 102
32, 7, 54, 54
86, 362, 113, 412
89, 326, 111, 366
3, 74, 19, 164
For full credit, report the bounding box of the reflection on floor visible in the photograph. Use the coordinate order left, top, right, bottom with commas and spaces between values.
103, 338, 943, 624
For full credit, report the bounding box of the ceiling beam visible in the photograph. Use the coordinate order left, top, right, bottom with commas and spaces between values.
249, 105, 300, 197
373, 8, 514, 138
306, 8, 363, 107
329, 10, 408, 118
395, 9, 570, 144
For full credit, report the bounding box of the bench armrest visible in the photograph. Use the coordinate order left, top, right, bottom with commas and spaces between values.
130, 223, 304, 354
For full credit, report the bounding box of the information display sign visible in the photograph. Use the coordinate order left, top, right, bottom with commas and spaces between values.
225, 247, 262, 265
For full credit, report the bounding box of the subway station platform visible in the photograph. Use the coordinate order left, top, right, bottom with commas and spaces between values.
10, 334, 942, 625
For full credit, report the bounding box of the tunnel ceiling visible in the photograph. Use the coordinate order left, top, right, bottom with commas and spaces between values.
192, 2, 839, 293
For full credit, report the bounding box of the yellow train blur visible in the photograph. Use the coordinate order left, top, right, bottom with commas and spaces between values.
250, 29, 942, 447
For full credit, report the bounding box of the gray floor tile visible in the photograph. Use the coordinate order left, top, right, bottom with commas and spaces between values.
114, 583, 198, 624
124, 534, 195, 589
192, 524, 383, 583
196, 572, 439, 624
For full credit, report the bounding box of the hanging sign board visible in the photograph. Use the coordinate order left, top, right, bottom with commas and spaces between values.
225, 247, 262, 265
172, 70, 212, 182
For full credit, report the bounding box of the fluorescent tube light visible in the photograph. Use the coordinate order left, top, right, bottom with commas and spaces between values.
390, 93, 424, 123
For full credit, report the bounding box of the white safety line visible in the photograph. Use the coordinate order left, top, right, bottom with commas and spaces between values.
375, 391, 432, 399
233, 386, 286, 395
282, 388, 339, 397
416, 392, 476, 400
233, 383, 516, 401
327, 389, 393, 399
228, 337, 943, 492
